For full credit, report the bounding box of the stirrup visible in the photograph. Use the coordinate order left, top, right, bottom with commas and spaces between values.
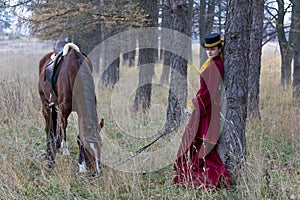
48, 93, 54, 107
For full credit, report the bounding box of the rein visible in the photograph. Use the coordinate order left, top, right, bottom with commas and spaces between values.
113, 130, 168, 166
114, 114, 188, 167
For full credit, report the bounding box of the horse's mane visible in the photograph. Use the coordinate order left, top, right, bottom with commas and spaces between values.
82, 53, 93, 73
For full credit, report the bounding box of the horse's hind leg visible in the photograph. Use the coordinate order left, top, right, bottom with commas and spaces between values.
44, 104, 58, 168
61, 123, 70, 156
57, 117, 70, 156
61, 139, 70, 156
57, 104, 71, 156
46, 131, 56, 168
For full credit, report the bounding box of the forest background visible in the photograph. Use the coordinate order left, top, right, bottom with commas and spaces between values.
0, 0, 299, 199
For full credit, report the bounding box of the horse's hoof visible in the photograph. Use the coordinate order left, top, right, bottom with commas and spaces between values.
61, 140, 70, 155
78, 162, 87, 173
79, 168, 88, 173
62, 149, 70, 156
91, 173, 100, 177
90, 167, 101, 177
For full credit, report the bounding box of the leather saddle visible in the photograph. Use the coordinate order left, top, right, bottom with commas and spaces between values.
45, 52, 64, 96
45, 40, 68, 82
45, 41, 67, 96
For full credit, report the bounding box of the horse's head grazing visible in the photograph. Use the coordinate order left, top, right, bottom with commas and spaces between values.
68, 48, 102, 176
82, 119, 104, 176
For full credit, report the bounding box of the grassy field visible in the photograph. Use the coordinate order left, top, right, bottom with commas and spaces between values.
0, 38, 299, 199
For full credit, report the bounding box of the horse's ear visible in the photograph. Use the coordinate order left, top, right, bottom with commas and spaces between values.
99, 118, 104, 129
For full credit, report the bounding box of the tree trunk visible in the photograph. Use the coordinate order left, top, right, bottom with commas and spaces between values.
101, 30, 120, 88
215, 0, 225, 33
247, 0, 264, 120
199, 0, 216, 66
160, 0, 172, 85
133, 46, 155, 110
291, 1, 300, 101
123, 49, 136, 67
122, 29, 136, 67
133, 0, 157, 111
101, 57, 120, 88
186, 0, 194, 62
276, 0, 293, 88
98, 0, 121, 88
91, 23, 104, 73
165, 0, 188, 133
160, 50, 171, 85
217, 0, 251, 180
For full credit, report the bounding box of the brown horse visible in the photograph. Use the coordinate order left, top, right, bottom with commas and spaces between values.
38, 43, 102, 175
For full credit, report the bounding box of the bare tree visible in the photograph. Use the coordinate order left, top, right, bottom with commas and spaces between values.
159, 0, 172, 85
160, 0, 193, 86
291, 0, 300, 101
101, 39, 120, 88
263, 1, 294, 88
164, 0, 188, 133
215, 0, 226, 34
198, 0, 216, 66
275, 0, 293, 88
122, 1, 139, 67
247, 0, 264, 120
0, 2, 13, 34
133, 0, 158, 111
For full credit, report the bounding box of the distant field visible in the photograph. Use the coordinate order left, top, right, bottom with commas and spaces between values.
0, 38, 53, 78
0, 38, 53, 54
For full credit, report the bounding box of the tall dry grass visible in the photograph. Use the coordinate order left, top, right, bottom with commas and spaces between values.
0, 39, 299, 199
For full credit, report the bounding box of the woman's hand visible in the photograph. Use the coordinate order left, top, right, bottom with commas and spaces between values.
184, 107, 194, 119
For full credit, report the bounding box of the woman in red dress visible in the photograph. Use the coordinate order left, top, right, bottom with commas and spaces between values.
173, 33, 230, 188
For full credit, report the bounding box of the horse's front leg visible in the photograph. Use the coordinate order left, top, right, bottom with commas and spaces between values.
77, 135, 87, 173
